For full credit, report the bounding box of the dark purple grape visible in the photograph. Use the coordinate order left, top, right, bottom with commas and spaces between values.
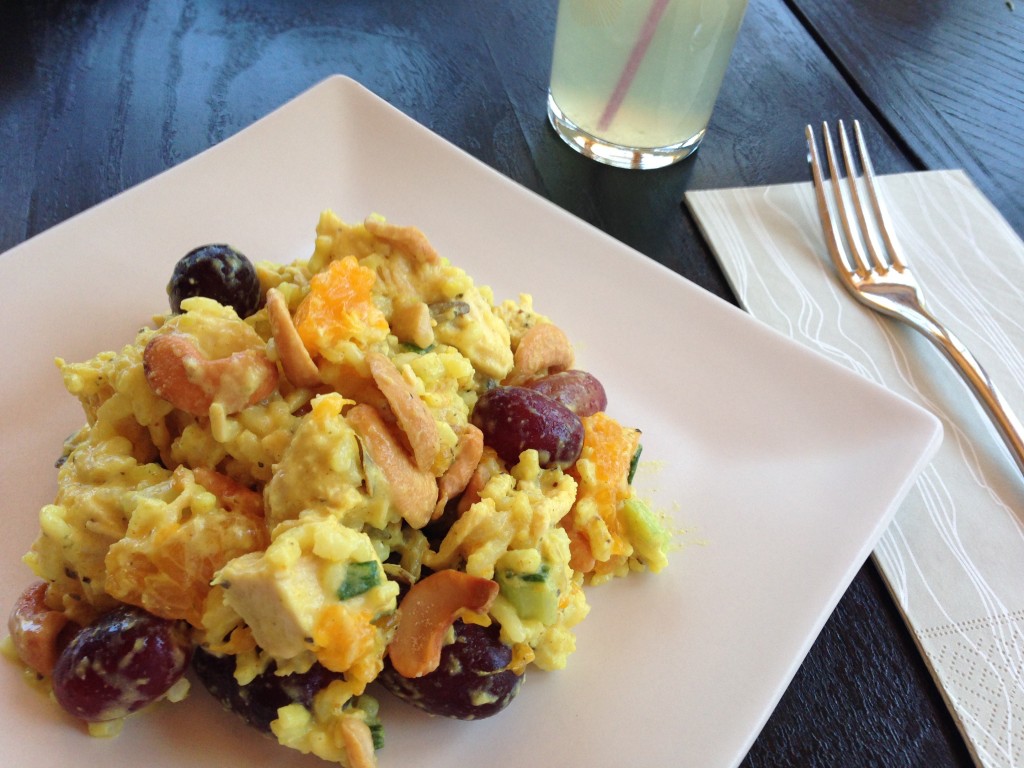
421, 497, 460, 550
167, 244, 261, 317
471, 386, 584, 469
51, 605, 192, 722
192, 648, 344, 733
377, 621, 523, 720
525, 369, 607, 417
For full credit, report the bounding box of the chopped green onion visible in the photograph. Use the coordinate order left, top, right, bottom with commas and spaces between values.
338, 561, 380, 600
628, 444, 643, 484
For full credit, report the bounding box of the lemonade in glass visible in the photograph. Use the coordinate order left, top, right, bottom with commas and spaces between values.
548, 0, 748, 169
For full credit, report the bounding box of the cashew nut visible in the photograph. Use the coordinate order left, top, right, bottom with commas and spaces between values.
339, 715, 378, 768
364, 217, 440, 264
387, 569, 499, 678
434, 424, 484, 519
456, 453, 496, 515
347, 403, 436, 529
504, 322, 575, 385
143, 331, 278, 417
266, 287, 322, 389
365, 352, 440, 473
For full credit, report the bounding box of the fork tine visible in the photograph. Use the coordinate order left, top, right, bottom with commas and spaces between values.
852, 119, 907, 271
805, 123, 862, 280
821, 122, 875, 280
837, 120, 890, 275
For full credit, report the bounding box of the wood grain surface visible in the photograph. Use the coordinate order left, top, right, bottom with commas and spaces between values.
789, 0, 1024, 236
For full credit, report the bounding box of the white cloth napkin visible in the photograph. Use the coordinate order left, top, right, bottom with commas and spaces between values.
686, 170, 1024, 768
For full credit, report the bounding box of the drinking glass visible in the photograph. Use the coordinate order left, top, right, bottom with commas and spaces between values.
547, 0, 748, 170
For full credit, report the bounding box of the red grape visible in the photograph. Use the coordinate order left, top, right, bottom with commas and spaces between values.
378, 621, 523, 720
51, 605, 192, 722
192, 648, 344, 733
525, 369, 607, 416
471, 386, 584, 469
167, 244, 261, 317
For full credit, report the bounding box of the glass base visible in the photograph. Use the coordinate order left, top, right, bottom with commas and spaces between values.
546, 92, 704, 170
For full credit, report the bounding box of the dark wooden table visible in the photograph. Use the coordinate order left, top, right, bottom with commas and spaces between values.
4, 0, 1020, 765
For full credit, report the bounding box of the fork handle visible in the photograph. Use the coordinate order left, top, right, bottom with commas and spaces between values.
914, 307, 1024, 477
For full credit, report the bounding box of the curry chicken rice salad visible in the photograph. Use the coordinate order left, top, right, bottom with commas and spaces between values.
4, 211, 672, 767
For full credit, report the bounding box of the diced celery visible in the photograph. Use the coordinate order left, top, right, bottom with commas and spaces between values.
621, 497, 670, 572
497, 565, 558, 625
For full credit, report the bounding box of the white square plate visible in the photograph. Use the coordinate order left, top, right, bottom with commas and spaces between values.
0, 76, 940, 768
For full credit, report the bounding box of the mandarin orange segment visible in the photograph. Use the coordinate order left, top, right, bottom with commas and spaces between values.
104, 470, 270, 627
105, 508, 269, 628
583, 412, 640, 487
293, 255, 389, 355
577, 411, 641, 551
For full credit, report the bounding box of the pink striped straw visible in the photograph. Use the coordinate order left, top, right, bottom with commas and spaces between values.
597, 0, 671, 132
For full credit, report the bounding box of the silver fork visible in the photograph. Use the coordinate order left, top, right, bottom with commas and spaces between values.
806, 119, 1024, 478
